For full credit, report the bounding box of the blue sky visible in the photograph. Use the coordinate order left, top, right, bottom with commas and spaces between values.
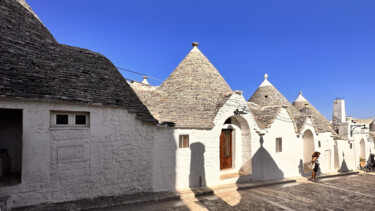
28, 0, 375, 120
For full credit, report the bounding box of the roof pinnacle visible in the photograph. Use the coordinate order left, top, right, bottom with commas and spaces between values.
192, 42, 199, 47
299, 91, 302, 96
264, 74, 268, 80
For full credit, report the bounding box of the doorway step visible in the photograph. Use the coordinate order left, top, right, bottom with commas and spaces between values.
219, 171, 252, 184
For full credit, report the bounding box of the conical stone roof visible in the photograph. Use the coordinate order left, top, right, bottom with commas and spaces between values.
248, 74, 302, 132
292, 92, 336, 134
0, 0, 157, 123
131, 43, 233, 128
160, 45, 231, 92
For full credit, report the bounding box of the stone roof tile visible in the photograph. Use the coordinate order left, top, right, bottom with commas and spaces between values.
292, 92, 336, 134
0, 0, 157, 124
248, 75, 301, 133
131, 44, 233, 128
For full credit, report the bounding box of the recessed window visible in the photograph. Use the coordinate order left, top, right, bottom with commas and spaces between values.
318, 141, 321, 148
51, 111, 89, 127
56, 114, 69, 125
265, 95, 268, 98
350, 143, 353, 149
276, 138, 282, 152
75, 115, 87, 125
179, 135, 189, 148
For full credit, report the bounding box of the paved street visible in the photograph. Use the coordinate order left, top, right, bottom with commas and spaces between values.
107, 173, 375, 211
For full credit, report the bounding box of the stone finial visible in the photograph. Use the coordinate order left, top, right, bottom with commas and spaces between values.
141, 76, 149, 85
264, 74, 268, 79
192, 42, 199, 47
299, 91, 302, 96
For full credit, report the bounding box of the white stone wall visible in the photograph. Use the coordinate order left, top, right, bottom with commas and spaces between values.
335, 140, 356, 171
152, 92, 259, 190
0, 99, 156, 208
300, 119, 336, 174
352, 133, 372, 168
251, 109, 303, 181
312, 132, 335, 174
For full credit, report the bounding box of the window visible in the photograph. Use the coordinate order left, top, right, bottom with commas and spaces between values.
75, 115, 87, 125
51, 111, 89, 127
350, 143, 353, 149
318, 141, 321, 148
56, 114, 69, 125
276, 138, 282, 152
179, 135, 189, 148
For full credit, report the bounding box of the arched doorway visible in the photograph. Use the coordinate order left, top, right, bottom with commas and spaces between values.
220, 116, 251, 172
302, 130, 315, 173
360, 139, 365, 160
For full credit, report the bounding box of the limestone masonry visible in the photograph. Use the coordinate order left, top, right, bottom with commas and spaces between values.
0, 0, 374, 210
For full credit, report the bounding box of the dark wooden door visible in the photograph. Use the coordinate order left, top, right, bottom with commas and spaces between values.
220, 129, 232, 170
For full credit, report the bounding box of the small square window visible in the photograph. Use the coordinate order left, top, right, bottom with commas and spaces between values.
75, 115, 87, 125
318, 141, 321, 148
276, 138, 282, 153
51, 111, 89, 128
56, 114, 69, 125
179, 135, 189, 148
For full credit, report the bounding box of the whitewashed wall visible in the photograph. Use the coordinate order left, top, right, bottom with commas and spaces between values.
312, 132, 335, 174
152, 92, 259, 190
0, 98, 156, 208
335, 140, 356, 171
251, 109, 303, 181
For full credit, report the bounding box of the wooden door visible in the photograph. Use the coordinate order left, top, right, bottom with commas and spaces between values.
220, 129, 232, 170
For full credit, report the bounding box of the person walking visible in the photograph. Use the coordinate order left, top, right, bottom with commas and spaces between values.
310, 152, 320, 181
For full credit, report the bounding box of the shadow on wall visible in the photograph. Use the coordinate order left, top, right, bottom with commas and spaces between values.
187, 142, 241, 209
152, 127, 177, 192
189, 142, 206, 188
338, 152, 350, 172
251, 136, 284, 181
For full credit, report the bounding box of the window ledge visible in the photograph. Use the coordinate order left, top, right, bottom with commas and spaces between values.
49, 127, 90, 130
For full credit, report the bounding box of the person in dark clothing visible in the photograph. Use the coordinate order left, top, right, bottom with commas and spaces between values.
310, 151, 320, 181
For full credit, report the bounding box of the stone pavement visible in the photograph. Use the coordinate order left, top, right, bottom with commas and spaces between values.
14, 171, 360, 211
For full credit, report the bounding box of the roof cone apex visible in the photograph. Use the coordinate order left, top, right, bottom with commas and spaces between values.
259, 73, 273, 87
190, 43, 200, 52
294, 91, 308, 102
160, 42, 231, 92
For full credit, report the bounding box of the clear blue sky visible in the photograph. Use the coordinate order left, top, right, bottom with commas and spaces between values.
28, 0, 375, 120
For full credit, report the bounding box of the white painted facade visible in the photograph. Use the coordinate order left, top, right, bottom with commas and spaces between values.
152, 92, 259, 191
0, 98, 160, 208
251, 109, 302, 180
251, 109, 338, 181
0, 93, 366, 209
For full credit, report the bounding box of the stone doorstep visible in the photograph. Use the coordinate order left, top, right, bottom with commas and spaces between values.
13, 173, 359, 211
219, 171, 251, 180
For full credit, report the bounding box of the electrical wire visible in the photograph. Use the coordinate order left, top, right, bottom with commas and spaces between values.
116, 66, 163, 82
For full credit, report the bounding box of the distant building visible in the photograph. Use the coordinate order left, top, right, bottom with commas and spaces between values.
332, 98, 375, 169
